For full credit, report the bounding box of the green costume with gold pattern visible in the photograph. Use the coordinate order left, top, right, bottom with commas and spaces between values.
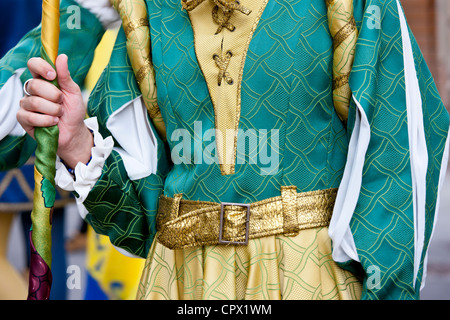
0, 0, 448, 300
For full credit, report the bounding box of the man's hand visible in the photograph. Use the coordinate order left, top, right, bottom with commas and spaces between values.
17, 54, 93, 169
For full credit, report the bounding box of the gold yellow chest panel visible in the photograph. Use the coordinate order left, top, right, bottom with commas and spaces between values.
183, 0, 270, 175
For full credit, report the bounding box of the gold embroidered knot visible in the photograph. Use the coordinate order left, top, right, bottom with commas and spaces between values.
213, 51, 234, 85
182, 0, 252, 34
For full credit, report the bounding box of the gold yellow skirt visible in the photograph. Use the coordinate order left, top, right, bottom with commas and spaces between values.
136, 227, 362, 300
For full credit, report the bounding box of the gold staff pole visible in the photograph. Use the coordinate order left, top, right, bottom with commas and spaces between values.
27, 0, 60, 300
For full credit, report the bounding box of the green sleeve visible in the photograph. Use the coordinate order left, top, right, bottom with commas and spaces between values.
342, 0, 450, 300
82, 27, 171, 258
83, 140, 170, 258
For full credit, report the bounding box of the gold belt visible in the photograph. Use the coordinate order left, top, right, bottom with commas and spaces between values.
156, 187, 337, 249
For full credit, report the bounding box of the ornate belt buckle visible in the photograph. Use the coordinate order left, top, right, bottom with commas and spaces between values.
219, 202, 251, 245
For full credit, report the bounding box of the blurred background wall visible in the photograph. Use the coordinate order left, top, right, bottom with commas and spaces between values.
402, 0, 450, 300
403, 0, 450, 111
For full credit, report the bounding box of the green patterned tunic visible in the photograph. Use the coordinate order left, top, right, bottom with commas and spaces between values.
0, 0, 448, 300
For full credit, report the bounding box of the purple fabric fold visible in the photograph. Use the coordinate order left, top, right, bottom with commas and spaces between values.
27, 231, 52, 300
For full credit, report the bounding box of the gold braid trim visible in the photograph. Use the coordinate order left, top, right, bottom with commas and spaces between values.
111, 0, 166, 140
181, 0, 206, 11
326, 0, 358, 124
333, 16, 357, 51
123, 18, 150, 38
332, 71, 351, 91
135, 57, 152, 85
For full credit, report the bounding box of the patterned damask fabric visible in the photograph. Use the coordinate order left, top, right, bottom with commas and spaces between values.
347, 0, 449, 299
0, 0, 447, 300
137, 227, 362, 300
84, 0, 363, 299
83, 0, 449, 300
150, 0, 348, 202
139, 0, 361, 300
90, 0, 447, 300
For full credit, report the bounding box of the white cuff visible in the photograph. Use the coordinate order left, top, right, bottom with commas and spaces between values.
112, 244, 143, 259
74, 0, 121, 30
55, 117, 114, 218
329, 96, 370, 264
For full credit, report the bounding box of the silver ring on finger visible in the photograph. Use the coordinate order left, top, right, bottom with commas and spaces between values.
23, 79, 33, 97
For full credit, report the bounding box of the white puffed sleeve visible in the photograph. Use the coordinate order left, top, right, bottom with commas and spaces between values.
74, 0, 121, 30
